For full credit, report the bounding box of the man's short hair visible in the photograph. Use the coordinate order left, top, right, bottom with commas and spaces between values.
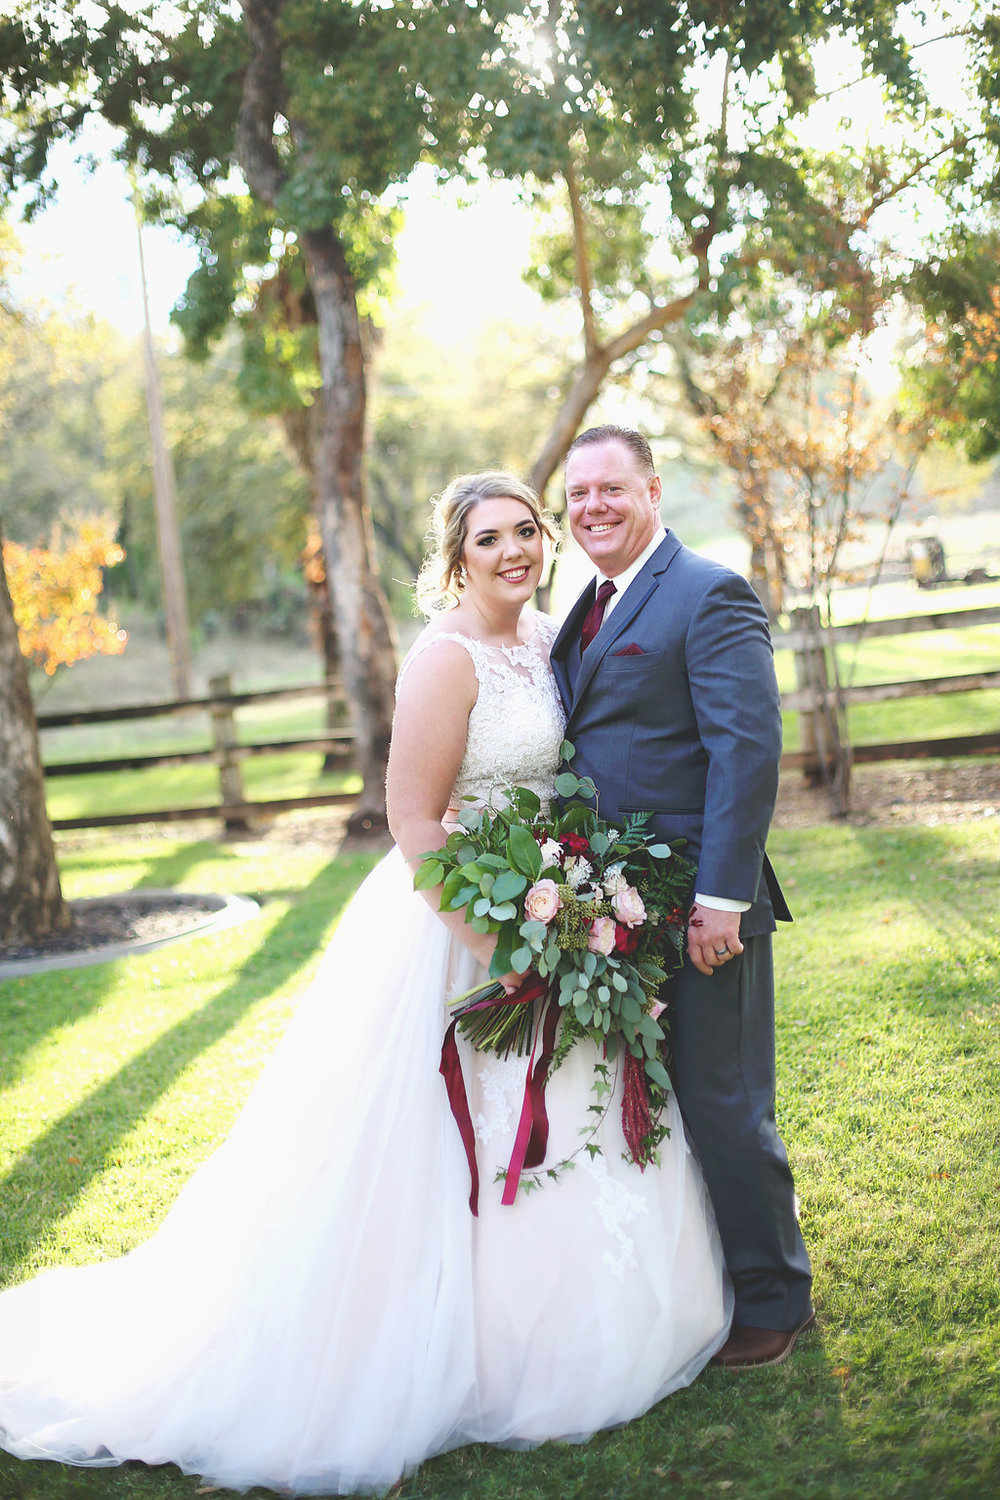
566, 425, 655, 475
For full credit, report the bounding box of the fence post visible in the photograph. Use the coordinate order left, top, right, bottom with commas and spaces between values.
789, 604, 850, 814
208, 673, 250, 834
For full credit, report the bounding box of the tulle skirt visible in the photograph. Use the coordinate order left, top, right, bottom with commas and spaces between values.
0, 848, 732, 1495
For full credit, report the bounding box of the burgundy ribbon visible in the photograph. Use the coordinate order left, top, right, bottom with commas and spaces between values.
439, 974, 552, 1215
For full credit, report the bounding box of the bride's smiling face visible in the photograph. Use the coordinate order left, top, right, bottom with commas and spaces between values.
460, 498, 545, 606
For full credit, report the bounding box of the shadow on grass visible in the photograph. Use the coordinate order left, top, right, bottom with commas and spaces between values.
0, 840, 251, 1094
60, 835, 243, 894
0, 964, 119, 1094
0, 852, 371, 1282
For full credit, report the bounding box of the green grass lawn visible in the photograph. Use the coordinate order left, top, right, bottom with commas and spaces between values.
1, 818, 998, 1499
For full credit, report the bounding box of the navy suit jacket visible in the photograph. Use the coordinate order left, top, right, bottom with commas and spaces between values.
550, 531, 790, 939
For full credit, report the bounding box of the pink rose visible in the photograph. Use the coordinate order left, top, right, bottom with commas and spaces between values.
649, 1000, 666, 1021
612, 884, 647, 928
524, 878, 562, 925
587, 916, 617, 955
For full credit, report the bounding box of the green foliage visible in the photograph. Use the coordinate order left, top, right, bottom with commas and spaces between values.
0, 267, 311, 632
0, 294, 124, 541
905, 230, 1000, 464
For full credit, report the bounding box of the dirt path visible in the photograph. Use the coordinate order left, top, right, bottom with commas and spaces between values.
772, 759, 1000, 829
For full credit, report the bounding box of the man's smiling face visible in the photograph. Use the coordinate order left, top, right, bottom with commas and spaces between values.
565, 438, 662, 578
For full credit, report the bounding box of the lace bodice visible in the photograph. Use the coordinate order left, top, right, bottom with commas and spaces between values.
397, 613, 566, 807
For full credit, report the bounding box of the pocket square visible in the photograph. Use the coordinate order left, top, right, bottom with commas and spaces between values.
612, 643, 644, 656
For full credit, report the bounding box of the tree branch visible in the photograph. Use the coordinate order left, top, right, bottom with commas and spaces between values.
564, 156, 600, 361
812, 27, 976, 103
235, 0, 288, 207
866, 131, 980, 218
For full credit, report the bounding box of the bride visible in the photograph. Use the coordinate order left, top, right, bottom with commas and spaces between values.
0, 471, 731, 1497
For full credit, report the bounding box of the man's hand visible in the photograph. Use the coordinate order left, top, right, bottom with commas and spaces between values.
687, 902, 744, 977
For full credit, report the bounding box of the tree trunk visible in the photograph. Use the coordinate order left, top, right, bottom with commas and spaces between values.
237, 0, 397, 833
0, 525, 70, 946
287, 425, 348, 778
302, 225, 398, 833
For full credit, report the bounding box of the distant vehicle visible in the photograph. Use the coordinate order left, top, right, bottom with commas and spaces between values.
906, 535, 998, 589
906, 535, 948, 587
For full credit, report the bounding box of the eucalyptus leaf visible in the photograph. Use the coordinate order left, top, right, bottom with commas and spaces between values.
450, 887, 477, 910
493, 870, 528, 903
519, 919, 548, 945
645, 1058, 672, 1092
620, 993, 642, 1022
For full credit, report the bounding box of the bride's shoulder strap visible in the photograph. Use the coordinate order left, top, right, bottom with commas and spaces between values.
531, 610, 559, 651
396, 630, 486, 694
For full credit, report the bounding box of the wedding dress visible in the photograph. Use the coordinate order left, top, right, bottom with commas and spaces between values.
0, 614, 732, 1496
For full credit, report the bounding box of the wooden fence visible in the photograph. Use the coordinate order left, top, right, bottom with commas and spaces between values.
39, 673, 356, 833
774, 602, 1000, 775
37, 604, 1000, 833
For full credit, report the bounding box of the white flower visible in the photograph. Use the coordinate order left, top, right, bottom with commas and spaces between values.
602, 862, 627, 896
564, 856, 593, 889
613, 884, 647, 928
539, 838, 563, 867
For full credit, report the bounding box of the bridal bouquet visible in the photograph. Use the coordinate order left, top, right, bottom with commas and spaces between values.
416, 743, 695, 1211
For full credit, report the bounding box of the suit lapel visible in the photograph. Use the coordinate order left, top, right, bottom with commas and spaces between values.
550, 581, 594, 707
562, 533, 681, 729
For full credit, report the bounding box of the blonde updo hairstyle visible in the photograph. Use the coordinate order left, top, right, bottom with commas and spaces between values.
415, 470, 560, 616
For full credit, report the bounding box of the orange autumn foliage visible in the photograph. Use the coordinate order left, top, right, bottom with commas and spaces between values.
3, 517, 128, 675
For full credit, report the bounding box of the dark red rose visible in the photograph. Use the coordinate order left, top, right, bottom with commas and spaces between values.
560, 833, 590, 856
614, 922, 640, 955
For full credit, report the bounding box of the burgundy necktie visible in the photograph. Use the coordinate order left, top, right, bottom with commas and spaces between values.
579, 579, 616, 652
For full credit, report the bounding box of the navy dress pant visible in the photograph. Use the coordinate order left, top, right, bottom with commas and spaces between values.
668, 933, 813, 1330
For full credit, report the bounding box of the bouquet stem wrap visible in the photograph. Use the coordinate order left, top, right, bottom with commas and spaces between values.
439, 975, 555, 1215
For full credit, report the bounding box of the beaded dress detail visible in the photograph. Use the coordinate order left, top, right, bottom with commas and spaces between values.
398, 613, 565, 809
0, 612, 731, 1497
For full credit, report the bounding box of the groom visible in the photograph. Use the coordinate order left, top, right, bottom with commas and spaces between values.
550, 425, 814, 1368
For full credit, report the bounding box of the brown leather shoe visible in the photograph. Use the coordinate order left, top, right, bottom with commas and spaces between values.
710, 1311, 816, 1370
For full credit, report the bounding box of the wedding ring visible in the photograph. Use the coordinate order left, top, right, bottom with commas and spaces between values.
713, 947, 729, 958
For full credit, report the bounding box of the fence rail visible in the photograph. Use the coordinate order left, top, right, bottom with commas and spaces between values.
37, 603, 1000, 832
